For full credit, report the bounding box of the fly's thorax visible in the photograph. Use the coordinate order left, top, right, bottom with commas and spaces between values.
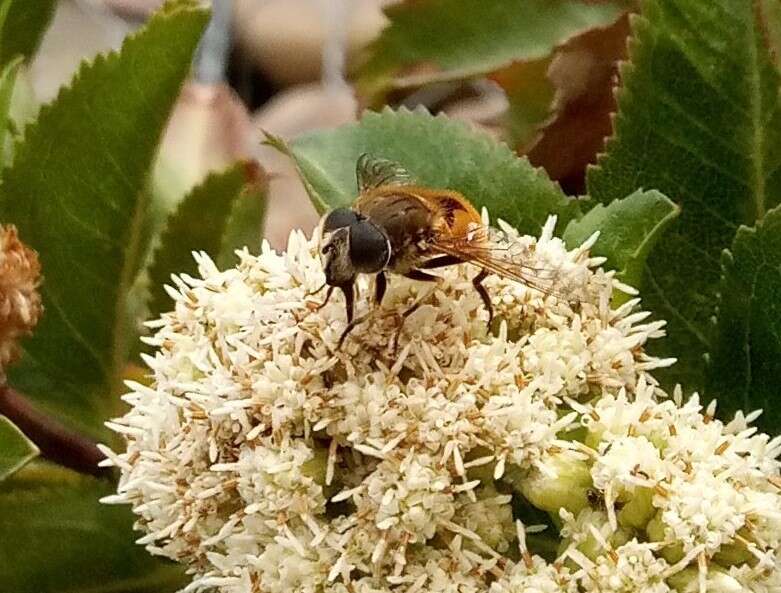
357, 191, 435, 271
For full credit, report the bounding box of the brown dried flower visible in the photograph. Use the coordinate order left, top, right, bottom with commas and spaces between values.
0, 225, 42, 370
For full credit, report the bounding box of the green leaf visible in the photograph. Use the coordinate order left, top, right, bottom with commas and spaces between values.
0, 0, 57, 65
758, 0, 781, 75
356, 0, 626, 104
147, 160, 266, 321
708, 205, 781, 434
0, 415, 38, 481
586, 0, 781, 390
562, 189, 679, 290
0, 461, 187, 593
216, 162, 267, 269
0, 56, 21, 166
494, 59, 556, 150
0, 2, 210, 439
269, 107, 580, 236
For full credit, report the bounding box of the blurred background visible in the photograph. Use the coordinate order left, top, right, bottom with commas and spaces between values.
24, 0, 626, 251
28, 0, 392, 249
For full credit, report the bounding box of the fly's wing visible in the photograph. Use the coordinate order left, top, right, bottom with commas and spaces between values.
431, 225, 576, 301
356, 153, 413, 192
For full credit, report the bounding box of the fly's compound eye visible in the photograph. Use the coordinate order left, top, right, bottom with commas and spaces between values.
349, 220, 390, 274
323, 207, 360, 233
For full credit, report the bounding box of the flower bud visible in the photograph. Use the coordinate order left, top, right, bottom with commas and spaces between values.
712, 536, 754, 567
667, 567, 743, 593
646, 512, 684, 564
300, 443, 329, 486
506, 452, 591, 515
464, 446, 498, 484
617, 486, 655, 530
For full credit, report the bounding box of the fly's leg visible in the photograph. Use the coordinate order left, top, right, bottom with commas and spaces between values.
337, 312, 371, 350
399, 269, 439, 318
404, 270, 440, 282
422, 256, 493, 324
389, 269, 440, 352
375, 271, 387, 305
336, 283, 365, 349
312, 286, 335, 312
338, 273, 390, 350
342, 283, 355, 323
472, 269, 493, 324
306, 282, 327, 297
390, 299, 427, 354
420, 255, 463, 269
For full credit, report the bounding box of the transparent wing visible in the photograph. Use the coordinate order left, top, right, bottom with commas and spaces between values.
431, 225, 576, 301
356, 153, 413, 192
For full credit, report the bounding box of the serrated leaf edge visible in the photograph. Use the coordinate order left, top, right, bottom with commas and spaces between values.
270, 105, 570, 221
355, 2, 628, 103
585, 9, 647, 196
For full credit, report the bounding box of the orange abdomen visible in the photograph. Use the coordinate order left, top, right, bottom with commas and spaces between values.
414, 188, 483, 239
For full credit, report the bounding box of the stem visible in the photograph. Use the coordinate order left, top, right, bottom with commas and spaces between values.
319, 0, 350, 94
193, 0, 233, 85
0, 385, 108, 478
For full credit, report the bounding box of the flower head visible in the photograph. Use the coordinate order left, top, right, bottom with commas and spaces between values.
0, 225, 42, 371
102, 217, 781, 593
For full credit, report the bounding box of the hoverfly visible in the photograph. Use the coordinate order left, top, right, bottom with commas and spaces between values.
317, 154, 565, 345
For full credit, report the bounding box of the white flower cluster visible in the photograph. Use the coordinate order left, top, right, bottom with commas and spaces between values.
101, 217, 781, 593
